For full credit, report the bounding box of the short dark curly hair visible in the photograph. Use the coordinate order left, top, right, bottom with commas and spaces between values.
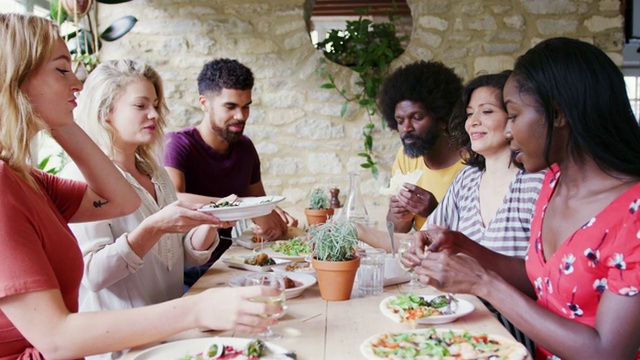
377, 60, 463, 131
449, 71, 512, 169
197, 58, 254, 95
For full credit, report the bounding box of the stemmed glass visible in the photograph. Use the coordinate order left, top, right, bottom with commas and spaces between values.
244, 273, 286, 340
397, 238, 425, 291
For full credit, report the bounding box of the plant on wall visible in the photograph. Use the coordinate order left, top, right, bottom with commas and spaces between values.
315, 3, 407, 179
50, 0, 137, 81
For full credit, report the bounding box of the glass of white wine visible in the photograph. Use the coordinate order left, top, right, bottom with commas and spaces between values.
397, 238, 425, 290
244, 273, 286, 340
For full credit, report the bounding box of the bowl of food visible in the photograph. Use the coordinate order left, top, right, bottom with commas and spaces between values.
228, 272, 316, 299
271, 260, 316, 277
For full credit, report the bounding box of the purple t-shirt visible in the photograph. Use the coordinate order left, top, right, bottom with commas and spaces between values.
164, 127, 261, 198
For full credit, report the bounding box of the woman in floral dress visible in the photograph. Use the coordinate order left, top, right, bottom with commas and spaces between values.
404, 37, 640, 360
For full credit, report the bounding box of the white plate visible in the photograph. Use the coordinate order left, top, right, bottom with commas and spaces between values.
131, 337, 290, 360
379, 294, 474, 325
253, 244, 310, 261
271, 260, 316, 276
360, 328, 530, 360
228, 272, 316, 299
233, 235, 267, 250
222, 255, 289, 272
198, 195, 285, 221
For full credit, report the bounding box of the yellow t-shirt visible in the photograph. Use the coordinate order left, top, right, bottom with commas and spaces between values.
391, 147, 465, 230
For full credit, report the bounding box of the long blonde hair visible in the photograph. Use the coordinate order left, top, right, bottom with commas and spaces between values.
75, 59, 169, 177
0, 14, 59, 186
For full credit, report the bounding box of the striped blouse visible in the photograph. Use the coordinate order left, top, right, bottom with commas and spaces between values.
426, 166, 545, 257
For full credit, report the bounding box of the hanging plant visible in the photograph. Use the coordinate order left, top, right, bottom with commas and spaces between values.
50, 0, 137, 81
316, 3, 408, 179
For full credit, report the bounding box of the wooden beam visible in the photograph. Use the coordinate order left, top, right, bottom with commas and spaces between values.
312, 0, 410, 17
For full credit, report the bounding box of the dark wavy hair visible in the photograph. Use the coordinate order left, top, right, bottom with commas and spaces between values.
511, 37, 640, 178
197, 58, 254, 95
377, 60, 463, 132
449, 71, 512, 170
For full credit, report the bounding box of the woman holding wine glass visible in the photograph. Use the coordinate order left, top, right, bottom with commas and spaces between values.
397, 237, 425, 290
244, 273, 286, 340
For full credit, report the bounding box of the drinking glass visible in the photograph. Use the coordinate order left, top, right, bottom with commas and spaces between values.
244, 273, 286, 340
397, 238, 425, 290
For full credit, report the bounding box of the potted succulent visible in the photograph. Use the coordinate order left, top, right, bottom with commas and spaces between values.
304, 188, 335, 225
309, 219, 360, 301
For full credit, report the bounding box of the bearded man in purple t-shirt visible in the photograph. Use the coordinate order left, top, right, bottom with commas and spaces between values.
164, 58, 297, 288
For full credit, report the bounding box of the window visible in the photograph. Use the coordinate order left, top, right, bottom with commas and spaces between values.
623, 68, 640, 120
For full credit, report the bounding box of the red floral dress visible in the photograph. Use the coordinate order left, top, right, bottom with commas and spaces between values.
526, 165, 640, 360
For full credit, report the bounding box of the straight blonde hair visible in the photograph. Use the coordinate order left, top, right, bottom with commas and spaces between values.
0, 14, 59, 187
75, 59, 169, 177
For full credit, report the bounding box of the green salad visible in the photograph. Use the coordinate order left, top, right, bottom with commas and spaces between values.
269, 238, 310, 256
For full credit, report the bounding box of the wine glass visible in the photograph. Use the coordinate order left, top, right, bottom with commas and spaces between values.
397, 238, 425, 291
244, 273, 286, 340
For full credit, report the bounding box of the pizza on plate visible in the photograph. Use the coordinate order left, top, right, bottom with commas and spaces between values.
386, 294, 449, 328
362, 328, 529, 360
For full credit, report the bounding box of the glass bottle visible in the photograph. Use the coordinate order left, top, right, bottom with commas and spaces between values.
344, 171, 368, 222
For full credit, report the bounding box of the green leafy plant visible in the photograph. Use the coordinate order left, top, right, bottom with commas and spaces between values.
316, 3, 408, 179
309, 219, 358, 261
308, 188, 329, 210
37, 149, 68, 175
50, 0, 137, 79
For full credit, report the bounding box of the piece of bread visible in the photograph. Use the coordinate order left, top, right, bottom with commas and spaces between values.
379, 169, 424, 196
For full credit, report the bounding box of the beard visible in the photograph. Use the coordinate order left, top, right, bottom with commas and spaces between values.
401, 128, 440, 158
212, 121, 245, 143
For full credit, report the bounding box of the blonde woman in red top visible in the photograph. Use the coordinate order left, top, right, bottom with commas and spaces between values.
0, 13, 281, 359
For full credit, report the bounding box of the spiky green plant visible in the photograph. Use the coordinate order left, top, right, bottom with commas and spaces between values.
308, 188, 329, 210
309, 219, 358, 261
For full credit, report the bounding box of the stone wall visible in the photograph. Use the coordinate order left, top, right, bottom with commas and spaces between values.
97, 0, 624, 216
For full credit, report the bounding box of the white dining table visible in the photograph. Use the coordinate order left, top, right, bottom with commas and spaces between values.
123, 242, 530, 360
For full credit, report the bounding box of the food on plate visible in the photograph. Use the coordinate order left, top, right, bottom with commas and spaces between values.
269, 238, 310, 256
282, 276, 302, 289
243, 253, 275, 266
366, 328, 528, 360
284, 260, 312, 272
250, 234, 265, 243
202, 194, 239, 209
387, 293, 456, 328
379, 169, 424, 196
178, 339, 267, 359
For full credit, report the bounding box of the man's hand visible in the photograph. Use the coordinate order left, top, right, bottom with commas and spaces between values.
395, 183, 438, 218
274, 206, 298, 227
252, 210, 288, 241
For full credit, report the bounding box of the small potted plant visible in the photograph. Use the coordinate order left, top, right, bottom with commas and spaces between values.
309, 219, 360, 301
304, 188, 335, 225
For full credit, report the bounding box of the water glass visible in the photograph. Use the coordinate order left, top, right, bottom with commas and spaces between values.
356, 247, 386, 296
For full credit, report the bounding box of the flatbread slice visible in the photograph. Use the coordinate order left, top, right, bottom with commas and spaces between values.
379, 169, 424, 196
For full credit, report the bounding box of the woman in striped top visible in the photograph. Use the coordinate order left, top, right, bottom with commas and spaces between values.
425, 71, 545, 258
424, 71, 545, 355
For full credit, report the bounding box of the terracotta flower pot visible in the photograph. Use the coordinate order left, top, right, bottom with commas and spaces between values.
304, 208, 334, 226
61, 0, 93, 16
312, 256, 360, 301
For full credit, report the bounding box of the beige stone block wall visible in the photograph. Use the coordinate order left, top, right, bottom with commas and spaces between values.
96, 0, 624, 217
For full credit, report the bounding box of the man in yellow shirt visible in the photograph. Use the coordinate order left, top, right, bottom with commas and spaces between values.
378, 61, 465, 232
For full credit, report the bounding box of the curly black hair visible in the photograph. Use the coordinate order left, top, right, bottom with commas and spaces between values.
377, 60, 463, 131
197, 58, 254, 95
449, 71, 512, 169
